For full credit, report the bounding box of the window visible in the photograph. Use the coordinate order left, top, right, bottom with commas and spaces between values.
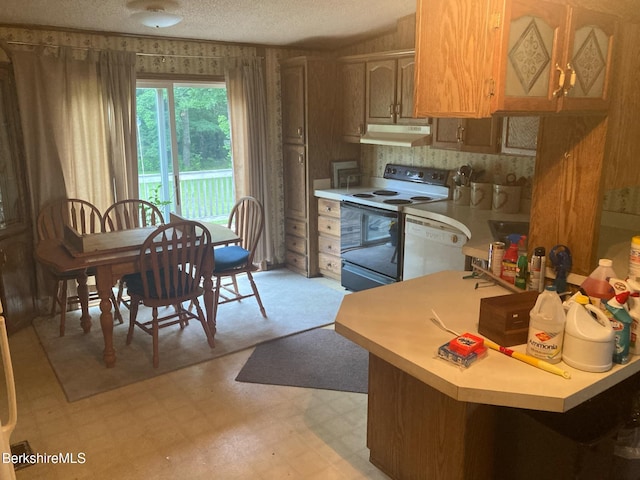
136, 80, 234, 223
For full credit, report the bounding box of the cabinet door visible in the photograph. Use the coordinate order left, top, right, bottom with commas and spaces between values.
501, 116, 539, 155
561, 7, 616, 111
498, 0, 568, 113
396, 56, 423, 125
366, 59, 396, 124
340, 61, 366, 142
432, 118, 462, 150
462, 117, 501, 153
283, 144, 307, 220
0, 232, 36, 334
281, 64, 305, 144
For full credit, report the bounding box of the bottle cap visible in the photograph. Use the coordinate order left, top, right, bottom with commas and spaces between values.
598, 258, 613, 267
534, 246, 545, 256
545, 285, 557, 292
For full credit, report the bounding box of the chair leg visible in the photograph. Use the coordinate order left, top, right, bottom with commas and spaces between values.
152, 307, 159, 368
111, 291, 123, 325
126, 298, 139, 345
213, 276, 222, 332
51, 279, 61, 317
59, 279, 69, 336
193, 301, 215, 348
247, 271, 267, 317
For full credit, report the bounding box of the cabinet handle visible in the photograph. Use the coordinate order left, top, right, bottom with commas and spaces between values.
389, 104, 394, 119
552, 63, 566, 98
358, 124, 364, 135
394, 104, 400, 115
564, 63, 576, 96
456, 125, 465, 143
298, 153, 304, 165
297, 127, 303, 138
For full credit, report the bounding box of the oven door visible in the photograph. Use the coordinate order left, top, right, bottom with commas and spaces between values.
340, 201, 401, 291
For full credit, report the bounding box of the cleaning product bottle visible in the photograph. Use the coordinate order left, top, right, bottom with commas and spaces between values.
526, 285, 566, 364
528, 247, 546, 293
515, 236, 528, 290
605, 279, 634, 364
581, 258, 618, 310
501, 239, 519, 284
628, 279, 640, 356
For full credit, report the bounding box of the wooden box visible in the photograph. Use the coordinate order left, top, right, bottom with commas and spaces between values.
478, 290, 539, 346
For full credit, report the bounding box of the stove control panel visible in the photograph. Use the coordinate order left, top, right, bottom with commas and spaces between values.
383, 164, 449, 186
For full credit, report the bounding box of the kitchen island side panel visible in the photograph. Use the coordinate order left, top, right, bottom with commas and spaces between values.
367, 354, 496, 480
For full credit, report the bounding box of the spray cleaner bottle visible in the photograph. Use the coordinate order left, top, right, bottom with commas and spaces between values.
605, 278, 634, 364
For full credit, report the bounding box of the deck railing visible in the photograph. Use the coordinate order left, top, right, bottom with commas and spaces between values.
138, 169, 234, 223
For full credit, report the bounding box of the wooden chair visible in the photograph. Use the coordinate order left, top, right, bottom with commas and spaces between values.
102, 199, 165, 308
124, 221, 215, 368
36, 198, 121, 336
212, 196, 267, 322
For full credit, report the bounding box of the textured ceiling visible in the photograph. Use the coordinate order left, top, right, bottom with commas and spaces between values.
0, 0, 417, 50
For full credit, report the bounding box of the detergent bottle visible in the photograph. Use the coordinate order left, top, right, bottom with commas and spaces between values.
562, 293, 614, 372
526, 285, 566, 364
581, 258, 618, 310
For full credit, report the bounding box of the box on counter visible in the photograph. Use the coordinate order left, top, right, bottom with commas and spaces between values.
478, 290, 539, 347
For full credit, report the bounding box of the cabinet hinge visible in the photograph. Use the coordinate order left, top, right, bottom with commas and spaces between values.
490, 12, 501, 30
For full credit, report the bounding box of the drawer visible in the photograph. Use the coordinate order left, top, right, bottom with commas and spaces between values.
318, 235, 340, 256
318, 198, 340, 218
286, 234, 307, 255
317, 216, 340, 237
286, 250, 308, 272
285, 218, 307, 238
318, 252, 341, 276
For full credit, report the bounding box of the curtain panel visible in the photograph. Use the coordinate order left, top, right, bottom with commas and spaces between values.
225, 58, 274, 268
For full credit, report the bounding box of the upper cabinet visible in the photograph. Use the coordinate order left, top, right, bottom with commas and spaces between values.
414, 0, 617, 118
339, 59, 366, 142
432, 117, 502, 154
281, 63, 306, 145
366, 53, 425, 125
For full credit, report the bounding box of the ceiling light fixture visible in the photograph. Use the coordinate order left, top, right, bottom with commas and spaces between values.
128, 1, 183, 29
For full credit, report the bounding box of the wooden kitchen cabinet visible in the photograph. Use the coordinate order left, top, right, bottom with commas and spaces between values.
281, 56, 345, 277
0, 65, 36, 334
414, 0, 617, 118
501, 116, 539, 156
317, 198, 341, 280
431, 117, 502, 153
366, 53, 424, 125
339, 59, 366, 142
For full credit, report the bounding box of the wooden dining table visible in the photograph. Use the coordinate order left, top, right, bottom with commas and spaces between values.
35, 220, 240, 368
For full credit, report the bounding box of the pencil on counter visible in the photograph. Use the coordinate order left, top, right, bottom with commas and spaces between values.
483, 338, 571, 379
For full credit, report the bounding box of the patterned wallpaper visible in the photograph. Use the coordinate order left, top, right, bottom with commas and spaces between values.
0, 22, 636, 268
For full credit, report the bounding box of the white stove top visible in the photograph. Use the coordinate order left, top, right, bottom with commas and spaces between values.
342, 178, 449, 211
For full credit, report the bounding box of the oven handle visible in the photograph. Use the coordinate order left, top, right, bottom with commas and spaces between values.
340, 200, 400, 218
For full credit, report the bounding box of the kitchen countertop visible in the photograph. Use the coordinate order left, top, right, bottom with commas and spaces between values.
315, 186, 636, 280
335, 270, 640, 413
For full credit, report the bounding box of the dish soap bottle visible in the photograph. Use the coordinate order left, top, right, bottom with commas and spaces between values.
581, 259, 618, 310
526, 285, 566, 364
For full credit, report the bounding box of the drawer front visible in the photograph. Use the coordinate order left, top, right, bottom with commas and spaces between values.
318, 252, 341, 276
286, 250, 308, 272
285, 218, 307, 238
318, 198, 340, 218
286, 234, 307, 255
318, 235, 340, 256
317, 216, 340, 237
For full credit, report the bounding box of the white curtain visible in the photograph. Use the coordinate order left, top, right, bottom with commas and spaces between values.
10, 47, 137, 216
225, 58, 274, 268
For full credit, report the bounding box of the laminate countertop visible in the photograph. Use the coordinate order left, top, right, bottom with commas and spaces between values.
335, 270, 640, 413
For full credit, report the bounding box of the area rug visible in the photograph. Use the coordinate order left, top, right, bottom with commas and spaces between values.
235, 328, 368, 394
32, 269, 346, 402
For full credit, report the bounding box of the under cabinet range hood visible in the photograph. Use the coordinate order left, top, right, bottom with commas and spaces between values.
360, 124, 431, 147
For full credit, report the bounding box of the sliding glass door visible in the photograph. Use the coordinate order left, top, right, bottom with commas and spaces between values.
136, 80, 234, 223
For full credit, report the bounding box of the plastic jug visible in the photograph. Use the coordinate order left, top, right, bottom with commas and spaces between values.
562, 294, 615, 372
581, 258, 618, 310
526, 286, 566, 363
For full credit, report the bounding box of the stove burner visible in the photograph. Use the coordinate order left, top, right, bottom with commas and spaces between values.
383, 199, 412, 205
373, 189, 398, 196
352, 193, 374, 198
410, 196, 433, 201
